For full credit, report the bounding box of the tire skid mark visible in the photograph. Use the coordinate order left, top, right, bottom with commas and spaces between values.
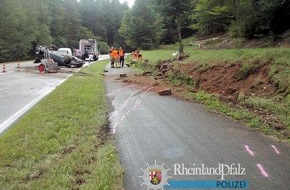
109, 110, 119, 120
110, 86, 152, 134
133, 86, 153, 109
106, 84, 135, 97
112, 123, 118, 134
119, 86, 148, 111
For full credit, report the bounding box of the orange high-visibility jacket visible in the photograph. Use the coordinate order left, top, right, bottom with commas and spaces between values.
112, 50, 119, 59
119, 49, 125, 57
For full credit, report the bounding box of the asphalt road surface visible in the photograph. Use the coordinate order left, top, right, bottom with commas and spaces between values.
0, 55, 109, 134
105, 64, 290, 190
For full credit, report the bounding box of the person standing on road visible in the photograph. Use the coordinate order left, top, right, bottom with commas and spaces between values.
110, 47, 115, 68
119, 47, 125, 67
112, 48, 119, 68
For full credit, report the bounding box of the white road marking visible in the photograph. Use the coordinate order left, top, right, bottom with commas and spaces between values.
0, 77, 70, 135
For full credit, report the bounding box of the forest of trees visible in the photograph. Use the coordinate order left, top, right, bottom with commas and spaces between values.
0, 0, 289, 62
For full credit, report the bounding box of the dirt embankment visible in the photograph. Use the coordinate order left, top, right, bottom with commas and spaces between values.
126, 59, 289, 140
174, 61, 277, 99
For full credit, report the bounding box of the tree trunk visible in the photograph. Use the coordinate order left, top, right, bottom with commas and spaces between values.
177, 17, 183, 54
235, 0, 240, 20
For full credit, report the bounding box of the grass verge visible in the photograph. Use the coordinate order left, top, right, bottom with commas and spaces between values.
0, 61, 123, 190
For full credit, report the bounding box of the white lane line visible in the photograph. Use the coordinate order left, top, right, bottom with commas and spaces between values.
0, 78, 69, 135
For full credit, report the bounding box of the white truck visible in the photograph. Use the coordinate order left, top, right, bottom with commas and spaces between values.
78, 39, 99, 61
57, 48, 73, 56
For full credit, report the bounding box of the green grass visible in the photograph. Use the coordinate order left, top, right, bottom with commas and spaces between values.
141, 49, 178, 63
0, 60, 123, 190
183, 47, 290, 65
184, 91, 283, 138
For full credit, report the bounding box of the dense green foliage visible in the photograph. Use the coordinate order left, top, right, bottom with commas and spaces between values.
0, 0, 128, 62
119, 0, 165, 50
0, 0, 289, 62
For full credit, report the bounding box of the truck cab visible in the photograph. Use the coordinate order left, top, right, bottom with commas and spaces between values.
79, 39, 99, 61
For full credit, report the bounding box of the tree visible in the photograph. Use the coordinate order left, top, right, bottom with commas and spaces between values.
104, 0, 126, 46
153, 0, 193, 54
48, 0, 68, 47
228, 0, 290, 38
191, 0, 232, 36
0, 0, 43, 61
119, 10, 135, 47
119, 0, 164, 50
62, 0, 83, 49
79, 0, 107, 41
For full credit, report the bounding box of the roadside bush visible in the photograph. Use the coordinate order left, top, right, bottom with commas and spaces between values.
141, 42, 155, 50
98, 41, 110, 54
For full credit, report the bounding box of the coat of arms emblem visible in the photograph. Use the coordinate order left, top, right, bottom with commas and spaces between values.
140, 160, 171, 190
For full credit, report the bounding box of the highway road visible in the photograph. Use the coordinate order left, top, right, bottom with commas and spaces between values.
0, 55, 110, 134
105, 65, 290, 190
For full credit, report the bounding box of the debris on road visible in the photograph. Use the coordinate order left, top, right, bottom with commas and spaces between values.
123, 79, 132, 83
120, 73, 127, 78
142, 71, 152, 76
158, 88, 171, 96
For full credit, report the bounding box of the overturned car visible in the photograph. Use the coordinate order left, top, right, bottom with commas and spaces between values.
34, 45, 85, 68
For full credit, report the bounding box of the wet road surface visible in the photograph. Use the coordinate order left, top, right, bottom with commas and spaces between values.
0, 61, 72, 134
105, 64, 290, 190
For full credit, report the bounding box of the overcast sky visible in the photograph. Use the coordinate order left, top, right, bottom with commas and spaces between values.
119, 0, 135, 7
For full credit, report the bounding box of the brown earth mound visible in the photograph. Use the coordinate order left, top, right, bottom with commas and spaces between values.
174, 61, 277, 100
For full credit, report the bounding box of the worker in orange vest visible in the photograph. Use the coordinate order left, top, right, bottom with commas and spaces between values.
119, 47, 125, 67
112, 48, 119, 68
